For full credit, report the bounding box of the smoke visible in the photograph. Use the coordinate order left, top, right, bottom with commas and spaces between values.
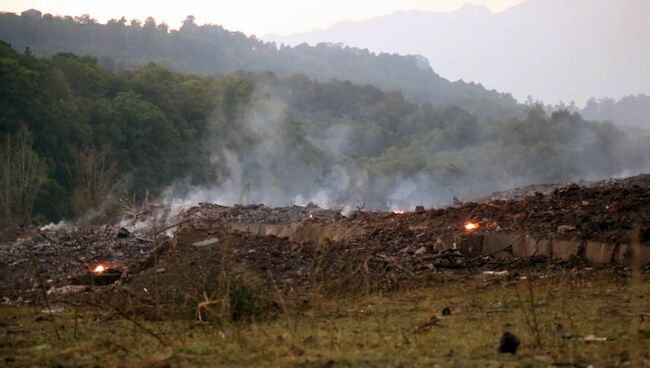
159, 85, 650, 214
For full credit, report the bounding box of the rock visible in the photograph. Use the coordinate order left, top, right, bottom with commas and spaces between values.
40, 304, 65, 314
414, 247, 427, 255
46, 285, 87, 296
498, 332, 520, 354
557, 225, 576, 234
415, 205, 425, 213
482, 270, 508, 277
193, 237, 219, 247
583, 334, 607, 342
116, 227, 131, 238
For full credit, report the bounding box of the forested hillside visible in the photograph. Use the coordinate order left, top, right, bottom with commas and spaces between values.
2, 42, 649, 231
0, 11, 523, 120
580, 94, 650, 129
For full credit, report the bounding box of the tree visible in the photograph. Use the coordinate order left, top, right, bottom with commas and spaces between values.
157, 22, 169, 33
0, 129, 47, 229
144, 16, 157, 29
183, 15, 196, 25
74, 14, 97, 25
70, 146, 119, 219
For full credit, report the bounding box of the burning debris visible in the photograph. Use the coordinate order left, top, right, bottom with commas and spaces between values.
464, 222, 479, 231
71, 264, 123, 286
93, 264, 107, 274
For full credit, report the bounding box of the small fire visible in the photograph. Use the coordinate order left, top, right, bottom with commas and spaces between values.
464, 222, 479, 231
309, 213, 314, 219
393, 210, 405, 215
93, 264, 107, 274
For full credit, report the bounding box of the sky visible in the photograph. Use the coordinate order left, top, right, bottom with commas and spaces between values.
1, 0, 525, 36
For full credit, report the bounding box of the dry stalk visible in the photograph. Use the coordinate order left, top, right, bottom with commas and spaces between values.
628, 227, 643, 366
86, 293, 170, 347
25, 237, 62, 340
515, 272, 542, 347
526, 276, 542, 347
266, 269, 287, 314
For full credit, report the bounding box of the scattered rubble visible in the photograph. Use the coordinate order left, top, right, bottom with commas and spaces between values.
1, 174, 649, 310
0, 222, 161, 302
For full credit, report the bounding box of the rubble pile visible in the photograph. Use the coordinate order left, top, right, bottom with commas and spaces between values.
1, 174, 649, 309
181, 202, 340, 224
0, 222, 161, 303
422, 177, 650, 243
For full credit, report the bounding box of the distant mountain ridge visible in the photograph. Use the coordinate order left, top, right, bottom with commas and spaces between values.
266, 0, 650, 105
0, 11, 522, 120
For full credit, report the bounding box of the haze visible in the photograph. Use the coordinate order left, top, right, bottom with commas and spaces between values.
267, 0, 650, 105
1, 0, 524, 35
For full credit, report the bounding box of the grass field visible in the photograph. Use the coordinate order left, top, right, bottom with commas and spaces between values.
1, 269, 649, 367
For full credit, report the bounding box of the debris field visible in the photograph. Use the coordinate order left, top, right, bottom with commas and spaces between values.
1, 174, 649, 313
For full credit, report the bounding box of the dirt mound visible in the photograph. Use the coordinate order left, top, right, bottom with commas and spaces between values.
2, 174, 650, 310
113, 173, 649, 317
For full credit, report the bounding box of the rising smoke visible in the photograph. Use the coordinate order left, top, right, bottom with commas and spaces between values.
160, 83, 650, 214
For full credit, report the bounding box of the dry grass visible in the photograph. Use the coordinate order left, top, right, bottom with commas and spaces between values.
1, 270, 649, 367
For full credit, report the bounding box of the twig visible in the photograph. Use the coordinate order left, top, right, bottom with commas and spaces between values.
146, 218, 191, 238
87, 294, 170, 347
36, 231, 55, 243
374, 255, 417, 278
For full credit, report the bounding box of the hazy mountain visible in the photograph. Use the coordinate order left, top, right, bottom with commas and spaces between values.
0, 11, 522, 120
265, 0, 650, 106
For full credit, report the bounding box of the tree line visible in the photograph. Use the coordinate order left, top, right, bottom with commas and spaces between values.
2, 41, 649, 232
0, 11, 524, 121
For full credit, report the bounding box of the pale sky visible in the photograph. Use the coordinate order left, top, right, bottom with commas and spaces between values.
1, 0, 525, 36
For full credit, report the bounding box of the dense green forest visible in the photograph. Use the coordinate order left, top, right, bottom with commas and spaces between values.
2, 40, 650, 231
0, 11, 524, 121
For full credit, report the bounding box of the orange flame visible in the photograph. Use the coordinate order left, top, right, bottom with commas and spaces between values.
93, 264, 106, 274
393, 210, 405, 215
464, 222, 479, 231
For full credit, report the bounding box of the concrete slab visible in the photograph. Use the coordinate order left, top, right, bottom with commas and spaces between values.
482, 234, 520, 259
514, 236, 551, 258
585, 241, 615, 264
456, 234, 484, 257
615, 244, 631, 264
551, 239, 582, 260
